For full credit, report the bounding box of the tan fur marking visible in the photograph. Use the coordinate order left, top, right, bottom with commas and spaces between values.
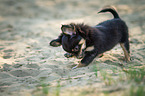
120, 43, 130, 62
97, 54, 103, 58
79, 38, 85, 44
77, 62, 86, 67
85, 46, 95, 51
78, 38, 86, 57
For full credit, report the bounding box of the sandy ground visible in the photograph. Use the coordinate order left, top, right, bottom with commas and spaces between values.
0, 0, 145, 96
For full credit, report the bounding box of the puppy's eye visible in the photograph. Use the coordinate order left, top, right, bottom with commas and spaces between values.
74, 47, 79, 51
72, 45, 80, 52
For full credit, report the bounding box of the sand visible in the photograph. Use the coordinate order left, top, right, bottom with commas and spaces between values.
0, 0, 145, 96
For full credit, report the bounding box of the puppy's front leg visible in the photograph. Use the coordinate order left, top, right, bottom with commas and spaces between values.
64, 53, 74, 58
72, 51, 97, 69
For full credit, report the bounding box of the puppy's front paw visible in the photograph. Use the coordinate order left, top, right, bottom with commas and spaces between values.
72, 66, 78, 69
72, 62, 87, 69
64, 53, 74, 58
50, 40, 61, 47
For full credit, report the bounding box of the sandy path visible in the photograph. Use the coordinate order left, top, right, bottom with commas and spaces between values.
0, 0, 145, 96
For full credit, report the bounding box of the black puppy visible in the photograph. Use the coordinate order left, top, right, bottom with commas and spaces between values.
50, 7, 130, 69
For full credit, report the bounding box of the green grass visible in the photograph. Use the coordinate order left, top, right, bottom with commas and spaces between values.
124, 84, 145, 96
93, 65, 121, 86
100, 70, 114, 86
122, 67, 145, 96
124, 67, 145, 83
55, 81, 61, 96
34, 81, 61, 96
93, 65, 98, 77
41, 82, 50, 95
33, 65, 145, 96
93, 65, 145, 96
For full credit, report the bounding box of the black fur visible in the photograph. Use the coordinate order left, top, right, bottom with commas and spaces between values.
50, 7, 130, 68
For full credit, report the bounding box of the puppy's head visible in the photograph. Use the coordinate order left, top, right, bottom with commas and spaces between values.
61, 24, 85, 57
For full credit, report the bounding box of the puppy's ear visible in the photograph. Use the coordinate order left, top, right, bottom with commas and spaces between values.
61, 25, 71, 29
50, 39, 61, 47
61, 25, 72, 32
61, 24, 76, 35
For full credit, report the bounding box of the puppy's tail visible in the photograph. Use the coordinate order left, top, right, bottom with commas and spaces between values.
98, 6, 120, 18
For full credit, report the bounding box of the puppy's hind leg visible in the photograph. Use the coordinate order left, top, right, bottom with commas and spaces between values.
120, 41, 130, 62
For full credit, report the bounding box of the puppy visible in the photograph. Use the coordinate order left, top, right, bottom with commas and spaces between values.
50, 7, 130, 69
